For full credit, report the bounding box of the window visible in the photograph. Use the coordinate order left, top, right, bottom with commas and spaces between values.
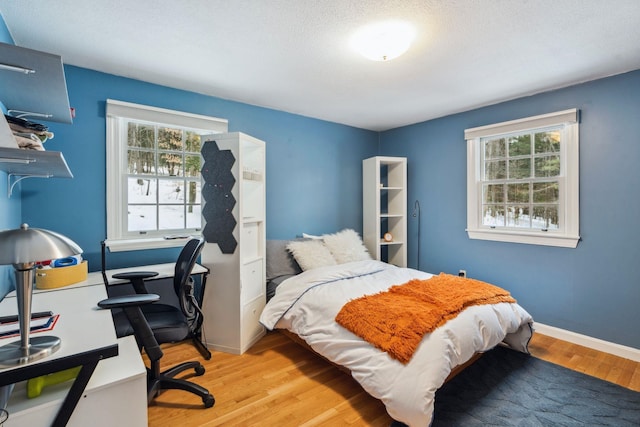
465, 109, 579, 248
106, 100, 228, 251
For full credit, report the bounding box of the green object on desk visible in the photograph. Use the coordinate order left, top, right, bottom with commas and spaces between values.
27, 366, 82, 398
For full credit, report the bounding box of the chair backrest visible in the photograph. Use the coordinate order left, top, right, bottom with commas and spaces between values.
174, 237, 206, 317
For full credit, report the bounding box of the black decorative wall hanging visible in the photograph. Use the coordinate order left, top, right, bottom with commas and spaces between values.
201, 140, 237, 253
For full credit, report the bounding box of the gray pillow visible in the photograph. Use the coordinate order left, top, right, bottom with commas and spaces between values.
266, 240, 302, 280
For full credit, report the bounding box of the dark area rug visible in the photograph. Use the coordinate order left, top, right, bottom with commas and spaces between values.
391, 345, 640, 427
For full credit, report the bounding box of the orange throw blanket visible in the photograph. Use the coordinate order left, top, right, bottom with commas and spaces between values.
335, 273, 516, 364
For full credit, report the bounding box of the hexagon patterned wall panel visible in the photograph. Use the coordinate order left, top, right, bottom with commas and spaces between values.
201, 140, 237, 253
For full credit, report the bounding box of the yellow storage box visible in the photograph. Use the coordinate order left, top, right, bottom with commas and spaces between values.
35, 261, 88, 289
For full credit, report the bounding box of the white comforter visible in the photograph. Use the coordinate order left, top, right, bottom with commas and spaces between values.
260, 260, 533, 426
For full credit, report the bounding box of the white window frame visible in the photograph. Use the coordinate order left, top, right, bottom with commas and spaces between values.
105, 99, 228, 252
465, 109, 580, 248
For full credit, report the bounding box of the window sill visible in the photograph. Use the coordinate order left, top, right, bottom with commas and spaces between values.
105, 236, 199, 252
466, 229, 580, 248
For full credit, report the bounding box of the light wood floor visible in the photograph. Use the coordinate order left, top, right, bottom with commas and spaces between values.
146, 331, 640, 426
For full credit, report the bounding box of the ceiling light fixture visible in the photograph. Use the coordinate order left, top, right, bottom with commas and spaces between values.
351, 21, 416, 62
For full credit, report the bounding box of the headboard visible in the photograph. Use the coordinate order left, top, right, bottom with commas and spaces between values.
265, 240, 302, 300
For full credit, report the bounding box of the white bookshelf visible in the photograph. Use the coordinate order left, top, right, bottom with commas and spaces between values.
363, 156, 407, 267
201, 132, 266, 354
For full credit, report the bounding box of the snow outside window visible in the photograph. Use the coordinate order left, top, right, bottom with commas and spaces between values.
105, 100, 228, 251
465, 109, 580, 248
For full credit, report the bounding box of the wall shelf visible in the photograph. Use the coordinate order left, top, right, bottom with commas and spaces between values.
0, 42, 73, 124
0, 42, 75, 197
0, 146, 73, 197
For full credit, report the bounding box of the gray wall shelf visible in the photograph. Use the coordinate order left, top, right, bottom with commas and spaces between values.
0, 42, 74, 197
0, 42, 73, 124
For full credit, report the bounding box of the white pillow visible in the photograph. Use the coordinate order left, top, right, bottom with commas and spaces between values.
322, 229, 372, 264
286, 240, 337, 271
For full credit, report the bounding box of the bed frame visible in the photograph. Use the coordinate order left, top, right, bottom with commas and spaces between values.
279, 329, 481, 382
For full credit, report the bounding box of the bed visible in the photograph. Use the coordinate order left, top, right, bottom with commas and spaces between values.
259, 232, 534, 426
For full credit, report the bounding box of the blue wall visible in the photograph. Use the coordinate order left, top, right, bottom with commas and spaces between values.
20, 66, 376, 270
0, 16, 18, 297
380, 70, 640, 349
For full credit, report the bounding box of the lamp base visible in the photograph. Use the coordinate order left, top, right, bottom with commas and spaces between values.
0, 336, 61, 366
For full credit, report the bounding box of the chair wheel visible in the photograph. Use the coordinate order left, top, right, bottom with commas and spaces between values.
195, 365, 205, 376
203, 394, 215, 408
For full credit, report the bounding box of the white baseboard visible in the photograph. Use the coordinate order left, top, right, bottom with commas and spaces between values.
533, 322, 640, 362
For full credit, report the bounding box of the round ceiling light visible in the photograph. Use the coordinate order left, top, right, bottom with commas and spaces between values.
350, 21, 416, 62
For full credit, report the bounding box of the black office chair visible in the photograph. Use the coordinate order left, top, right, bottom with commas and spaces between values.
108, 238, 212, 360
98, 293, 215, 408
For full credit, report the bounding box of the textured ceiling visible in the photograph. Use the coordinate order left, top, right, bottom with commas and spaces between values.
2, 0, 640, 131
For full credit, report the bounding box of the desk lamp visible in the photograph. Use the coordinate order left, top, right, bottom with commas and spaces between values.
0, 224, 82, 366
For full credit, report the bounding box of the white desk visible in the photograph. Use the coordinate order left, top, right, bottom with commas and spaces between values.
0, 261, 208, 426
0, 279, 147, 426
4, 335, 146, 427
96, 262, 208, 287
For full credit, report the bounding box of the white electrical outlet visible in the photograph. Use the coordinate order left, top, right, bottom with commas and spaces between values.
458, 270, 466, 278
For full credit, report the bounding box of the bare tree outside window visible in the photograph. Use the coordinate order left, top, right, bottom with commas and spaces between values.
481, 128, 562, 231
125, 121, 202, 233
